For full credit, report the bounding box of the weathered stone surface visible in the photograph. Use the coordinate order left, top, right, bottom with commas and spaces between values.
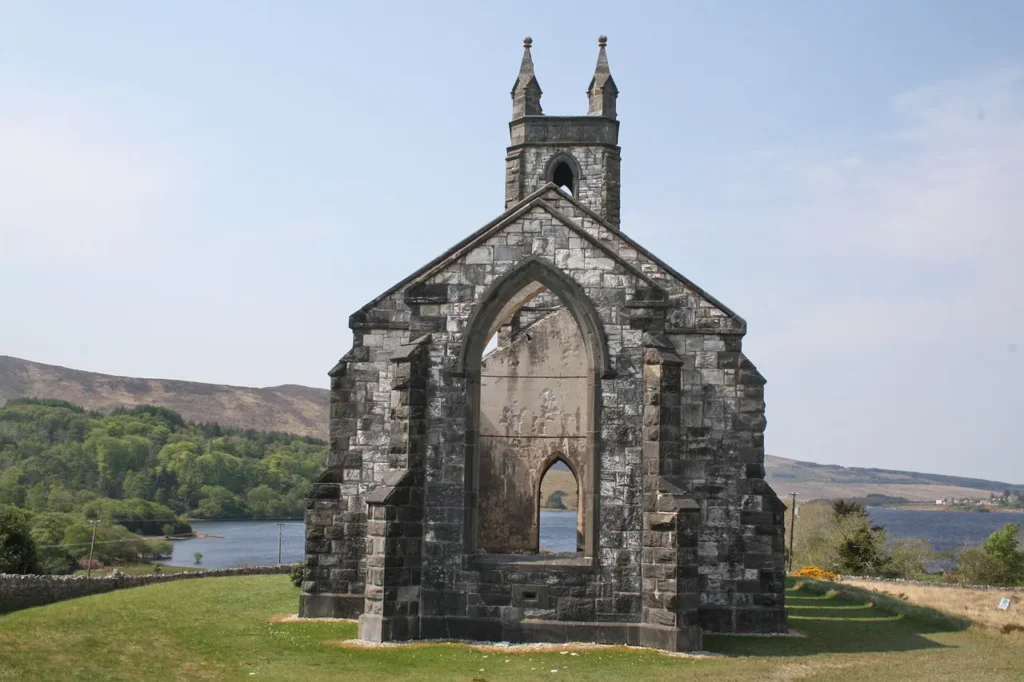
300, 37, 785, 652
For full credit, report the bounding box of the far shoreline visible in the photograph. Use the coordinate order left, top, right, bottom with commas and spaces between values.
873, 504, 1024, 514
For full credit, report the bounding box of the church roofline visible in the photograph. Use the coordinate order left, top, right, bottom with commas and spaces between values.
552, 187, 746, 326
354, 183, 746, 329
354, 183, 560, 315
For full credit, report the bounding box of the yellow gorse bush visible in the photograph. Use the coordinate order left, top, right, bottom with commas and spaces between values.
791, 566, 840, 581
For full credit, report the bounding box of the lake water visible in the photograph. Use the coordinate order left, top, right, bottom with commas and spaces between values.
161, 512, 580, 569
162, 508, 1024, 570
161, 520, 307, 569
867, 507, 1024, 553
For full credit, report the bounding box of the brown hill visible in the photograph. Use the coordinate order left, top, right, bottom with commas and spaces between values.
0, 356, 329, 440
3, 356, 1018, 503
763, 455, 1020, 503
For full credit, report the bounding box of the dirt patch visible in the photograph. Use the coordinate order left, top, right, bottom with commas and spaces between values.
271, 613, 357, 624
322, 638, 719, 658
767, 661, 857, 680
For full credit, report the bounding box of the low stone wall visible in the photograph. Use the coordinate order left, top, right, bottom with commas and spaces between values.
842, 576, 1024, 593
0, 565, 293, 613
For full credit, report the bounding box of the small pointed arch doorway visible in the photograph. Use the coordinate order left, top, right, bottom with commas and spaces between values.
538, 454, 583, 554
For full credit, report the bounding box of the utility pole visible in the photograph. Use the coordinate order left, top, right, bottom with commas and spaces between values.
277, 523, 284, 565
787, 493, 798, 574
86, 520, 99, 578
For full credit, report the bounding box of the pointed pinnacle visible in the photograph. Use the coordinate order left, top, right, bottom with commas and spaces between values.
512, 35, 542, 116
519, 36, 535, 76
594, 35, 610, 75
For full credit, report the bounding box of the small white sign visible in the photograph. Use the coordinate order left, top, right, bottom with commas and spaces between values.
998, 598, 1011, 611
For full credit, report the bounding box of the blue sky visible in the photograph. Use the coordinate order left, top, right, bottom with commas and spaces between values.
1, 1, 1021, 481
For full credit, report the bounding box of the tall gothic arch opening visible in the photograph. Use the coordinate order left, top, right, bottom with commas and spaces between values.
461, 258, 607, 559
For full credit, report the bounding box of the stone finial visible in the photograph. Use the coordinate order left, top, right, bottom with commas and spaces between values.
588, 35, 618, 119
511, 36, 543, 118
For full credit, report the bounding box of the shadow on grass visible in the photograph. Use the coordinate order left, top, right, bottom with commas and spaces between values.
705, 579, 972, 657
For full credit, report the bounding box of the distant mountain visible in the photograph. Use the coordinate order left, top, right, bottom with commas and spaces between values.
764, 455, 1022, 503
3, 355, 1019, 504
0, 356, 329, 439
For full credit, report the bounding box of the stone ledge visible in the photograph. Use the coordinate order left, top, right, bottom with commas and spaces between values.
411, 616, 702, 652
299, 593, 366, 619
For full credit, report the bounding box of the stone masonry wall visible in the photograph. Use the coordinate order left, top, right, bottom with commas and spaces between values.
0, 565, 291, 614
505, 116, 621, 228
304, 184, 784, 646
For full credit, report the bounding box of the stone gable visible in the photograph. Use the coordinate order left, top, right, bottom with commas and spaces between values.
301, 37, 785, 651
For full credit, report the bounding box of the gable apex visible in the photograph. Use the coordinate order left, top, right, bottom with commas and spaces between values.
353, 183, 744, 332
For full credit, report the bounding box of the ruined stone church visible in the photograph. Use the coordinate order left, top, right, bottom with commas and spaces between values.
300, 37, 787, 652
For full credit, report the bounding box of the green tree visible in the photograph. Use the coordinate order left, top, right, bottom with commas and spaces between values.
0, 399, 327, 523
0, 504, 40, 574
952, 523, 1023, 586
882, 538, 932, 580
831, 499, 868, 519
982, 522, 1024, 572
194, 486, 244, 518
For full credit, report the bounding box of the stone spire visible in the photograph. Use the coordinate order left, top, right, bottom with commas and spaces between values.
511, 36, 543, 118
587, 35, 618, 119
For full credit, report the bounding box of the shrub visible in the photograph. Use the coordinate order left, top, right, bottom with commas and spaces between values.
290, 561, 304, 588
0, 504, 40, 574
832, 512, 890, 576
791, 565, 839, 581
882, 538, 932, 580
954, 522, 1024, 586
36, 547, 77, 575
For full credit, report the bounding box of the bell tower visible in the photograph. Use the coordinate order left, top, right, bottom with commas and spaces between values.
504, 36, 622, 229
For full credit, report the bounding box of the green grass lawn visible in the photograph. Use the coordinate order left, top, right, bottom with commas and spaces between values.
1, 578, 1021, 681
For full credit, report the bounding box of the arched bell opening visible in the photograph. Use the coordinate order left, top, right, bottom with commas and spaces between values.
544, 153, 581, 198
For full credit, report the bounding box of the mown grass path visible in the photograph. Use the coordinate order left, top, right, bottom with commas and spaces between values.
0, 577, 1021, 681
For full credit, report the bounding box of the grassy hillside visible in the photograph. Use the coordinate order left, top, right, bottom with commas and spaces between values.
0, 575, 1021, 680
0, 356, 329, 440
3, 356, 1019, 506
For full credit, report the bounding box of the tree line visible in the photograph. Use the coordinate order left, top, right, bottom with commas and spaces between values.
787, 499, 1024, 587
0, 398, 327, 573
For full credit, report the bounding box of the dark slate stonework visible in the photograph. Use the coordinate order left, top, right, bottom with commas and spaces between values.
299, 37, 786, 651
